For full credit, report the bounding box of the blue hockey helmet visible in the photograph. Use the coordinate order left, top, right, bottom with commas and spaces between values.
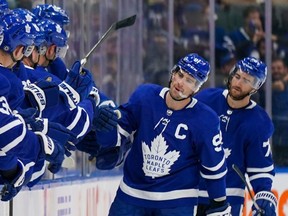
0, 12, 35, 56
32, 4, 70, 26
37, 19, 68, 58
12, 8, 38, 22
233, 57, 267, 89
173, 53, 210, 91
12, 8, 47, 55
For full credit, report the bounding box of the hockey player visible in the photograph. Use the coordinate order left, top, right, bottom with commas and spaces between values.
195, 57, 277, 215
25, 6, 121, 165
0, 9, 84, 185
107, 53, 231, 216
0, 25, 68, 201
0, 72, 68, 201
31, 3, 70, 81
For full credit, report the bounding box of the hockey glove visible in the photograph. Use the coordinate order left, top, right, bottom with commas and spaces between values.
35, 132, 65, 174
23, 80, 59, 115
95, 140, 131, 170
93, 104, 120, 132
17, 109, 77, 157
0, 160, 26, 201
76, 130, 100, 155
206, 200, 231, 216
252, 191, 277, 216
15, 107, 38, 123
44, 121, 77, 157
59, 61, 93, 108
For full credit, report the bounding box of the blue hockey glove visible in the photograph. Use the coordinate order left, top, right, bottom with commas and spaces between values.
35, 132, 65, 174
93, 105, 120, 132
95, 139, 131, 170
0, 160, 26, 201
45, 121, 77, 157
252, 191, 277, 216
23, 80, 59, 114
17, 109, 77, 157
16, 107, 38, 122
47, 57, 68, 81
59, 61, 94, 108
206, 200, 231, 216
76, 130, 100, 155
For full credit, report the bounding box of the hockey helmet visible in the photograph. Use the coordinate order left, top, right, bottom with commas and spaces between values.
230, 57, 267, 89
32, 4, 70, 26
37, 19, 68, 59
12, 8, 47, 55
0, 12, 35, 57
172, 53, 210, 91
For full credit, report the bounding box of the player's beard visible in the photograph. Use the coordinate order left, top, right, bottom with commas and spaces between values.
228, 86, 251, 101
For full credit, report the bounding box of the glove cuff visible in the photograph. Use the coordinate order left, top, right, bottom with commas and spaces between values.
255, 191, 277, 209
23, 83, 47, 112
59, 81, 80, 109
89, 86, 100, 106
35, 131, 55, 156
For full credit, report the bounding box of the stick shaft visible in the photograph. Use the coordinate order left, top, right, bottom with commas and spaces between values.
232, 164, 263, 213
82, 25, 115, 63
81, 14, 136, 66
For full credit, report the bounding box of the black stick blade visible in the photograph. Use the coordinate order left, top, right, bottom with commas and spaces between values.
115, 14, 136, 30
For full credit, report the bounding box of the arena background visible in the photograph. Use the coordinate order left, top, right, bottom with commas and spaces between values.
1, 0, 288, 215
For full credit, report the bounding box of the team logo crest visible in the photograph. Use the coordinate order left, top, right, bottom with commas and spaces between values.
25, 14, 33, 22
142, 134, 180, 178
56, 25, 62, 33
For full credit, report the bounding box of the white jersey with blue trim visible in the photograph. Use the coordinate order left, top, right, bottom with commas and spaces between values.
195, 88, 275, 205
115, 84, 227, 208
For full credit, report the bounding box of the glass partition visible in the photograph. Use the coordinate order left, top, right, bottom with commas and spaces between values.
6, 0, 287, 181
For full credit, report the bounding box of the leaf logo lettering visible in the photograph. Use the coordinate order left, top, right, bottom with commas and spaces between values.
142, 134, 180, 178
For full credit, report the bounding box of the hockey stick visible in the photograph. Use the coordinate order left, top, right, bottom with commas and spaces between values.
232, 164, 265, 215
80, 14, 137, 66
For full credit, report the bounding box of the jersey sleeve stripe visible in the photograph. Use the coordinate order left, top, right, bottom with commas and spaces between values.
1, 123, 26, 152
0, 119, 23, 134
246, 165, 274, 173
249, 173, 275, 181
202, 155, 226, 171
200, 169, 227, 180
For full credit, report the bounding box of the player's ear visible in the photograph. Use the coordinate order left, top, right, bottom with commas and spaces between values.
13, 46, 24, 61
46, 45, 56, 59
